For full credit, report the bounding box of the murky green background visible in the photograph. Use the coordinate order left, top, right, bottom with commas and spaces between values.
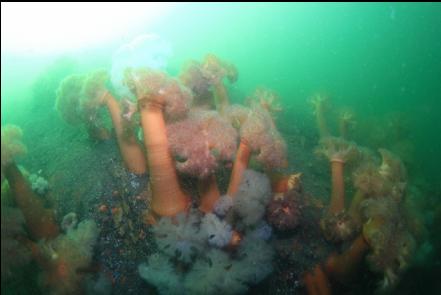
2, 3, 440, 181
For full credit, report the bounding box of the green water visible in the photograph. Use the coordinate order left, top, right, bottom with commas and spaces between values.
1, 3, 440, 294
3, 3, 441, 180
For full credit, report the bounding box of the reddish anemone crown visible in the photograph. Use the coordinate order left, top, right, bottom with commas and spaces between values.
81, 69, 109, 111
1, 125, 27, 168
315, 136, 359, 164
55, 74, 85, 125
201, 54, 227, 85
378, 148, 406, 183
241, 103, 288, 169
201, 54, 237, 85
266, 192, 301, 231
124, 68, 193, 121
361, 199, 416, 290
353, 162, 391, 197
167, 110, 238, 179
248, 88, 282, 117
179, 61, 213, 107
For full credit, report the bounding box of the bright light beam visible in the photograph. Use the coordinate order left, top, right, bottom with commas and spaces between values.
1, 2, 175, 54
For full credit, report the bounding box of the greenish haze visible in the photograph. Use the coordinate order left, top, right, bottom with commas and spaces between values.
2, 3, 440, 180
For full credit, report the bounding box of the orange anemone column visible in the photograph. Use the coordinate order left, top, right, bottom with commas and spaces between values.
139, 97, 190, 217
304, 265, 332, 295
324, 235, 370, 285
348, 190, 366, 226
105, 91, 147, 175
227, 139, 251, 197
198, 175, 221, 213
329, 159, 345, 214
84, 124, 111, 141
214, 83, 230, 114
4, 163, 59, 240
